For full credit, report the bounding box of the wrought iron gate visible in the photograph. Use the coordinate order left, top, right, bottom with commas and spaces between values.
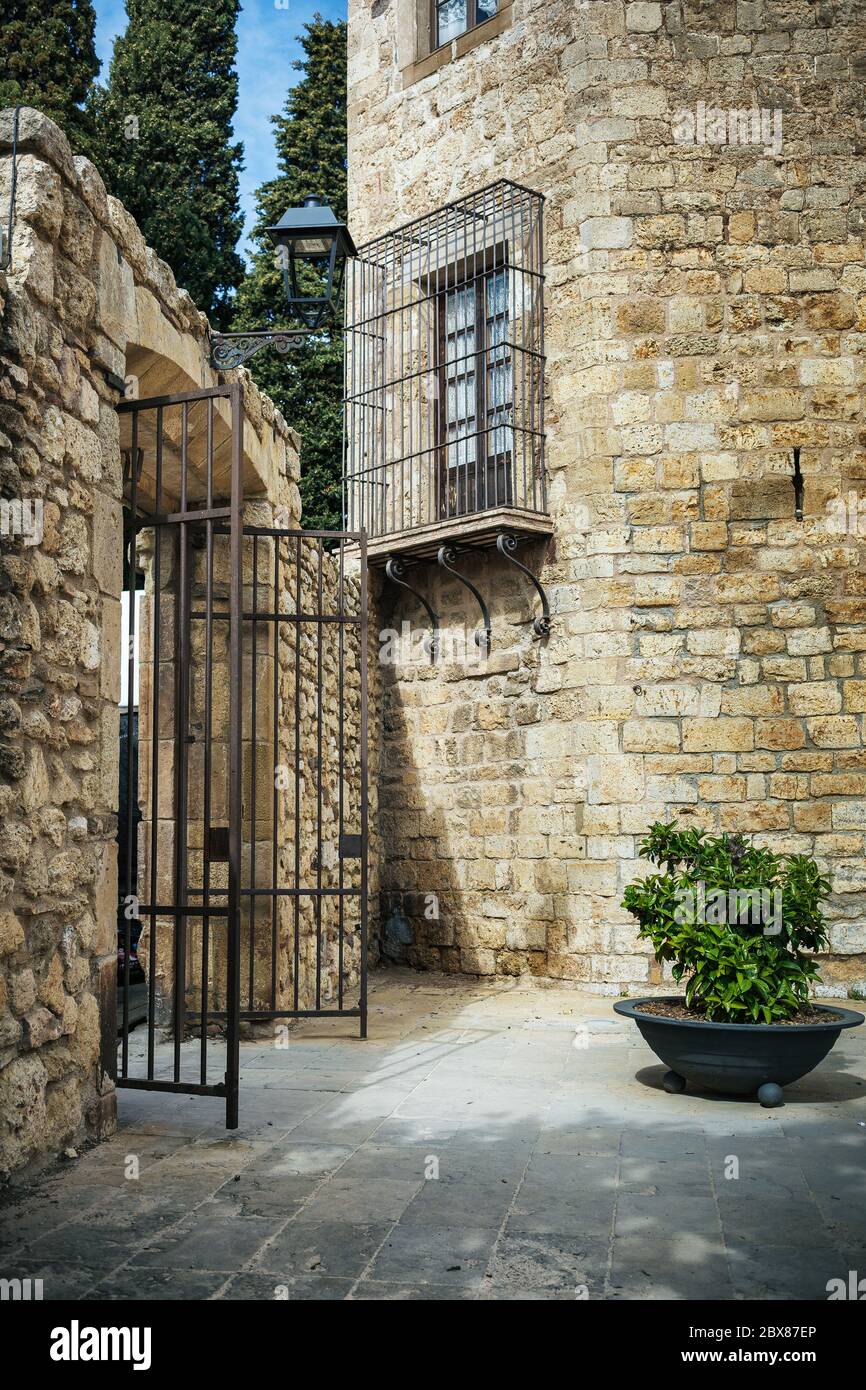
116, 387, 368, 1129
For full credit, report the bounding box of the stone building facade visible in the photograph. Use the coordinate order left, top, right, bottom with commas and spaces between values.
348, 0, 866, 992
0, 109, 369, 1178
3, 0, 866, 1177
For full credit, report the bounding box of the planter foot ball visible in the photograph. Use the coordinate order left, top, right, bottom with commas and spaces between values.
614, 997, 864, 1103
757, 1082, 784, 1108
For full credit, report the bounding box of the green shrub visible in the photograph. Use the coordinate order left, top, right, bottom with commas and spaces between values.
622, 823, 830, 1023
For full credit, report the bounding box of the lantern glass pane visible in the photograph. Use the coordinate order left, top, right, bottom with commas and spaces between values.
294, 236, 335, 255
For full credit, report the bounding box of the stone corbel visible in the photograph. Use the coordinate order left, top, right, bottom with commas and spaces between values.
496, 532, 551, 637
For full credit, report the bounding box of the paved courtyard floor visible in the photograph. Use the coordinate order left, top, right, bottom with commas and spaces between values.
2, 968, 865, 1300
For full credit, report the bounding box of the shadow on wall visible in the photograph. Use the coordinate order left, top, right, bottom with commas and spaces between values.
373, 541, 570, 980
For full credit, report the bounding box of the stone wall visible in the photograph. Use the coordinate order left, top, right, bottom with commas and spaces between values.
0, 112, 124, 1174
349, 1, 866, 992
0, 108, 369, 1178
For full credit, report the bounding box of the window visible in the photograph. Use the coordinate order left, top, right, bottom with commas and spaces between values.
343, 181, 545, 542
440, 265, 513, 518
434, 0, 498, 49
397, 0, 512, 86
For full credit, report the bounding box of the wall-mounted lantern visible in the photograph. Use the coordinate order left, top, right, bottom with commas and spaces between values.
209, 196, 356, 370
268, 196, 356, 329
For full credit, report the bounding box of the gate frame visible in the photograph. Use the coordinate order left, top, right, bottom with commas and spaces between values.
115, 386, 369, 1131
116, 385, 244, 1127
228, 524, 370, 1038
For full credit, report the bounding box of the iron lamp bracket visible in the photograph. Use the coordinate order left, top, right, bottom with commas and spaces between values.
209, 328, 316, 371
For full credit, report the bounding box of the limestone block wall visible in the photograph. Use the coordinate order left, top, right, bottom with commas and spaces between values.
0, 116, 124, 1174
350, 1, 866, 992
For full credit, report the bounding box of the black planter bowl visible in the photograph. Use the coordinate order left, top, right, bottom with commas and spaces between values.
614, 996, 864, 1107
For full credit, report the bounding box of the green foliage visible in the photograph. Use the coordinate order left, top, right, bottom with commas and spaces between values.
622, 823, 830, 1024
0, 0, 100, 157
231, 16, 347, 530
91, 0, 244, 327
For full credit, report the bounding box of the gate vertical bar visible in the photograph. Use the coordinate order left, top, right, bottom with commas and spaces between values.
225, 384, 244, 1128
270, 537, 279, 1011
201, 397, 214, 1083
249, 535, 258, 1011
120, 408, 138, 1080
359, 531, 369, 1039
315, 537, 323, 1011
147, 407, 164, 1080
337, 542, 345, 1010
293, 536, 301, 1013
172, 403, 191, 1081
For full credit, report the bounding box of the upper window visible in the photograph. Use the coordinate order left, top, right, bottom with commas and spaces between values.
434, 0, 498, 49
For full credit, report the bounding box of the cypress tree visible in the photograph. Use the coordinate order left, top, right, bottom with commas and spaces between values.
231, 16, 347, 531
0, 0, 100, 157
92, 0, 244, 327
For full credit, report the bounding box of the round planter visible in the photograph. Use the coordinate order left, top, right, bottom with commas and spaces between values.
613, 996, 864, 1106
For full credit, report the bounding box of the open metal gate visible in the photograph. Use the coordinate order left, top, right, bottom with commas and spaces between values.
116, 387, 368, 1129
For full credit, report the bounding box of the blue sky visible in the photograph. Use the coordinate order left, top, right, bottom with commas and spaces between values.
93, 0, 347, 258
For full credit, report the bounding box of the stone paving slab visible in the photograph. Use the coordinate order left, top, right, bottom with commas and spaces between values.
1, 968, 865, 1301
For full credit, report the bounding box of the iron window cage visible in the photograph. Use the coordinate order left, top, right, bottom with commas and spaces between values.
343, 179, 546, 542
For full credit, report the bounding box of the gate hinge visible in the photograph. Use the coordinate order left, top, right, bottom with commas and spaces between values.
104, 368, 127, 395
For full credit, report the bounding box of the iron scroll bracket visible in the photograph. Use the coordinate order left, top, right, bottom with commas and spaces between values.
385, 556, 439, 661
209, 328, 315, 370
496, 532, 552, 637
437, 545, 492, 653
